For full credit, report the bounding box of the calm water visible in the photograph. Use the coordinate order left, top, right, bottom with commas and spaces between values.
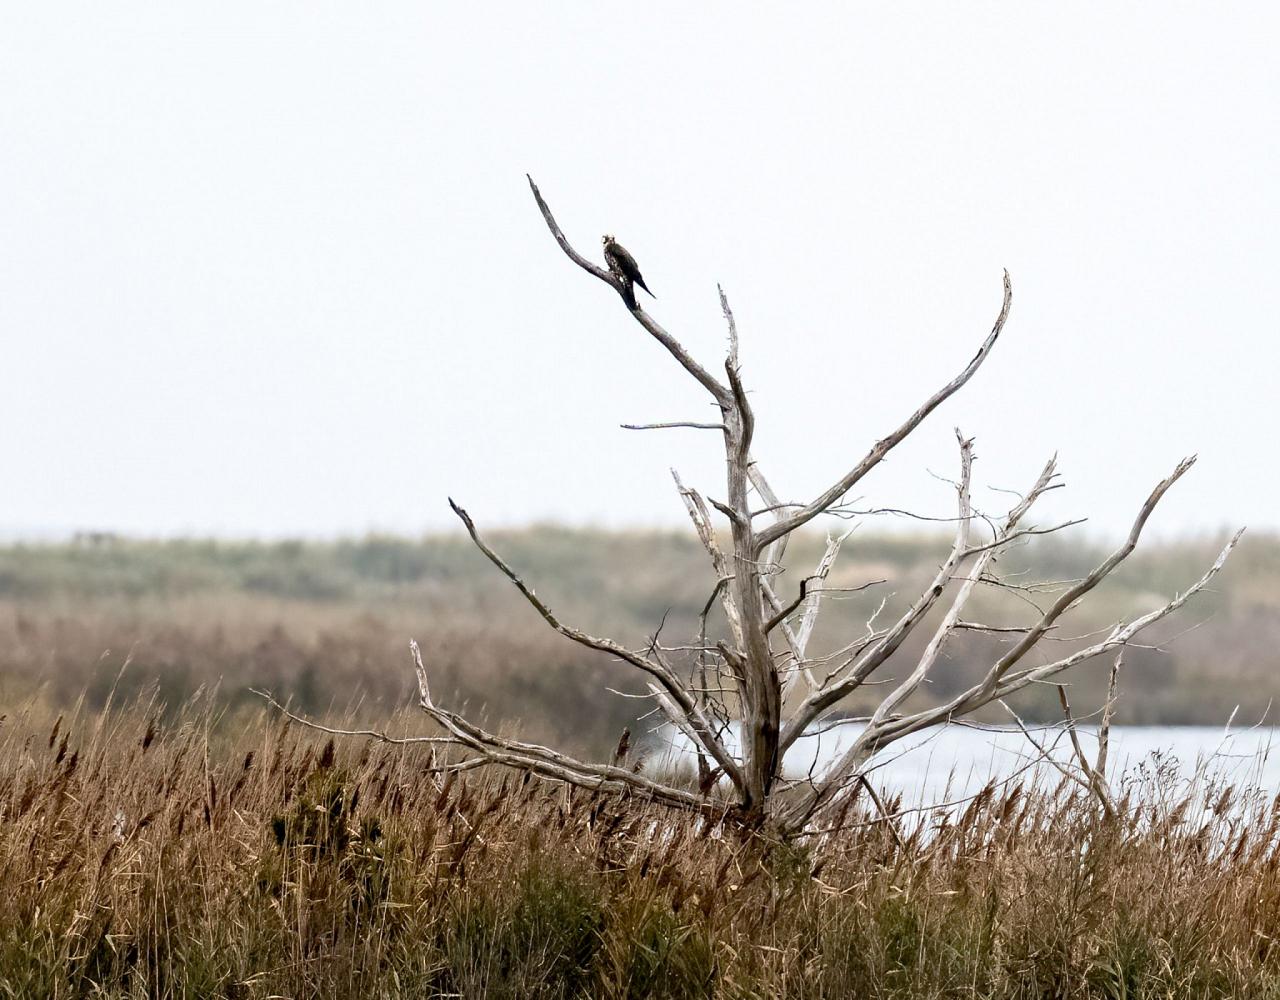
664, 724, 1280, 808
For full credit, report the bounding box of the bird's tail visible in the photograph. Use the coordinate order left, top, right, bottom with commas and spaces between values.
636, 279, 656, 299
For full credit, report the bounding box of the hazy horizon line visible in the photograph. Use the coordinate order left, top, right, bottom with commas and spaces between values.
0, 519, 1249, 548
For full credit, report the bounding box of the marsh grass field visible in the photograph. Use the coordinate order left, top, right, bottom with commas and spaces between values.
4, 530, 1280, 997
8, 695, 1280, 997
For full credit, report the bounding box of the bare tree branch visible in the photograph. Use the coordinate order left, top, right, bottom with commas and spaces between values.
972, 457, 1201, 695
793, 530, 857, 660
771, 530, 870, 701
987, 531, 1240, 700
864, 433, 991, 724
777, 435, 1037, 757
528, 174, 730, 402
748, 461, 792, 578
721, 289, 755, 464
673, 470, 744, 650
1002, 702, 1092, 793
776, 452, 1084, 827
621, 421, 727, 431
784, 529, 1241, 831
1057, 670, 1118, 817
254, 690, 453, 746
446, 497, 745, 792
765, 577, 821, 635
1095, 653, 1123, 781
754, 270, 1012, 555
411, 641, 716, 813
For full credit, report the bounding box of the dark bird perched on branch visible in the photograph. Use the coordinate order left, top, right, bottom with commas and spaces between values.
603, 235, 654, 310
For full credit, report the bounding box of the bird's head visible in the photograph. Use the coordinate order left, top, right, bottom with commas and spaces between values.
602, 234, 615, 246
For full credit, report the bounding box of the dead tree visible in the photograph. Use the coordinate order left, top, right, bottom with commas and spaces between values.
408, 180, 1240, 835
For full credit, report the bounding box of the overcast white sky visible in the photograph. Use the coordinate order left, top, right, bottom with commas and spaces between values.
1, 3, 1275, 541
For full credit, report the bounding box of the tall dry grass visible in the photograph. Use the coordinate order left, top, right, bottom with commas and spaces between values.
4, 696, 1280, 997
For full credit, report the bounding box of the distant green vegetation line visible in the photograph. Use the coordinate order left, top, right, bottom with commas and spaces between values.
0, 527, 1270, 733
0, 527, 1254, 603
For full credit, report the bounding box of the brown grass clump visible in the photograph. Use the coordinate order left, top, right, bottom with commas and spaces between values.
3, 698, 1280, 997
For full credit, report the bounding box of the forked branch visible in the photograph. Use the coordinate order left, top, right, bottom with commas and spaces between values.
754, 270, 1012, 555
528, 175, 730, 403
783, 524, 1240, 832
446, 497, 745, 791
410, 642, 716, 813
